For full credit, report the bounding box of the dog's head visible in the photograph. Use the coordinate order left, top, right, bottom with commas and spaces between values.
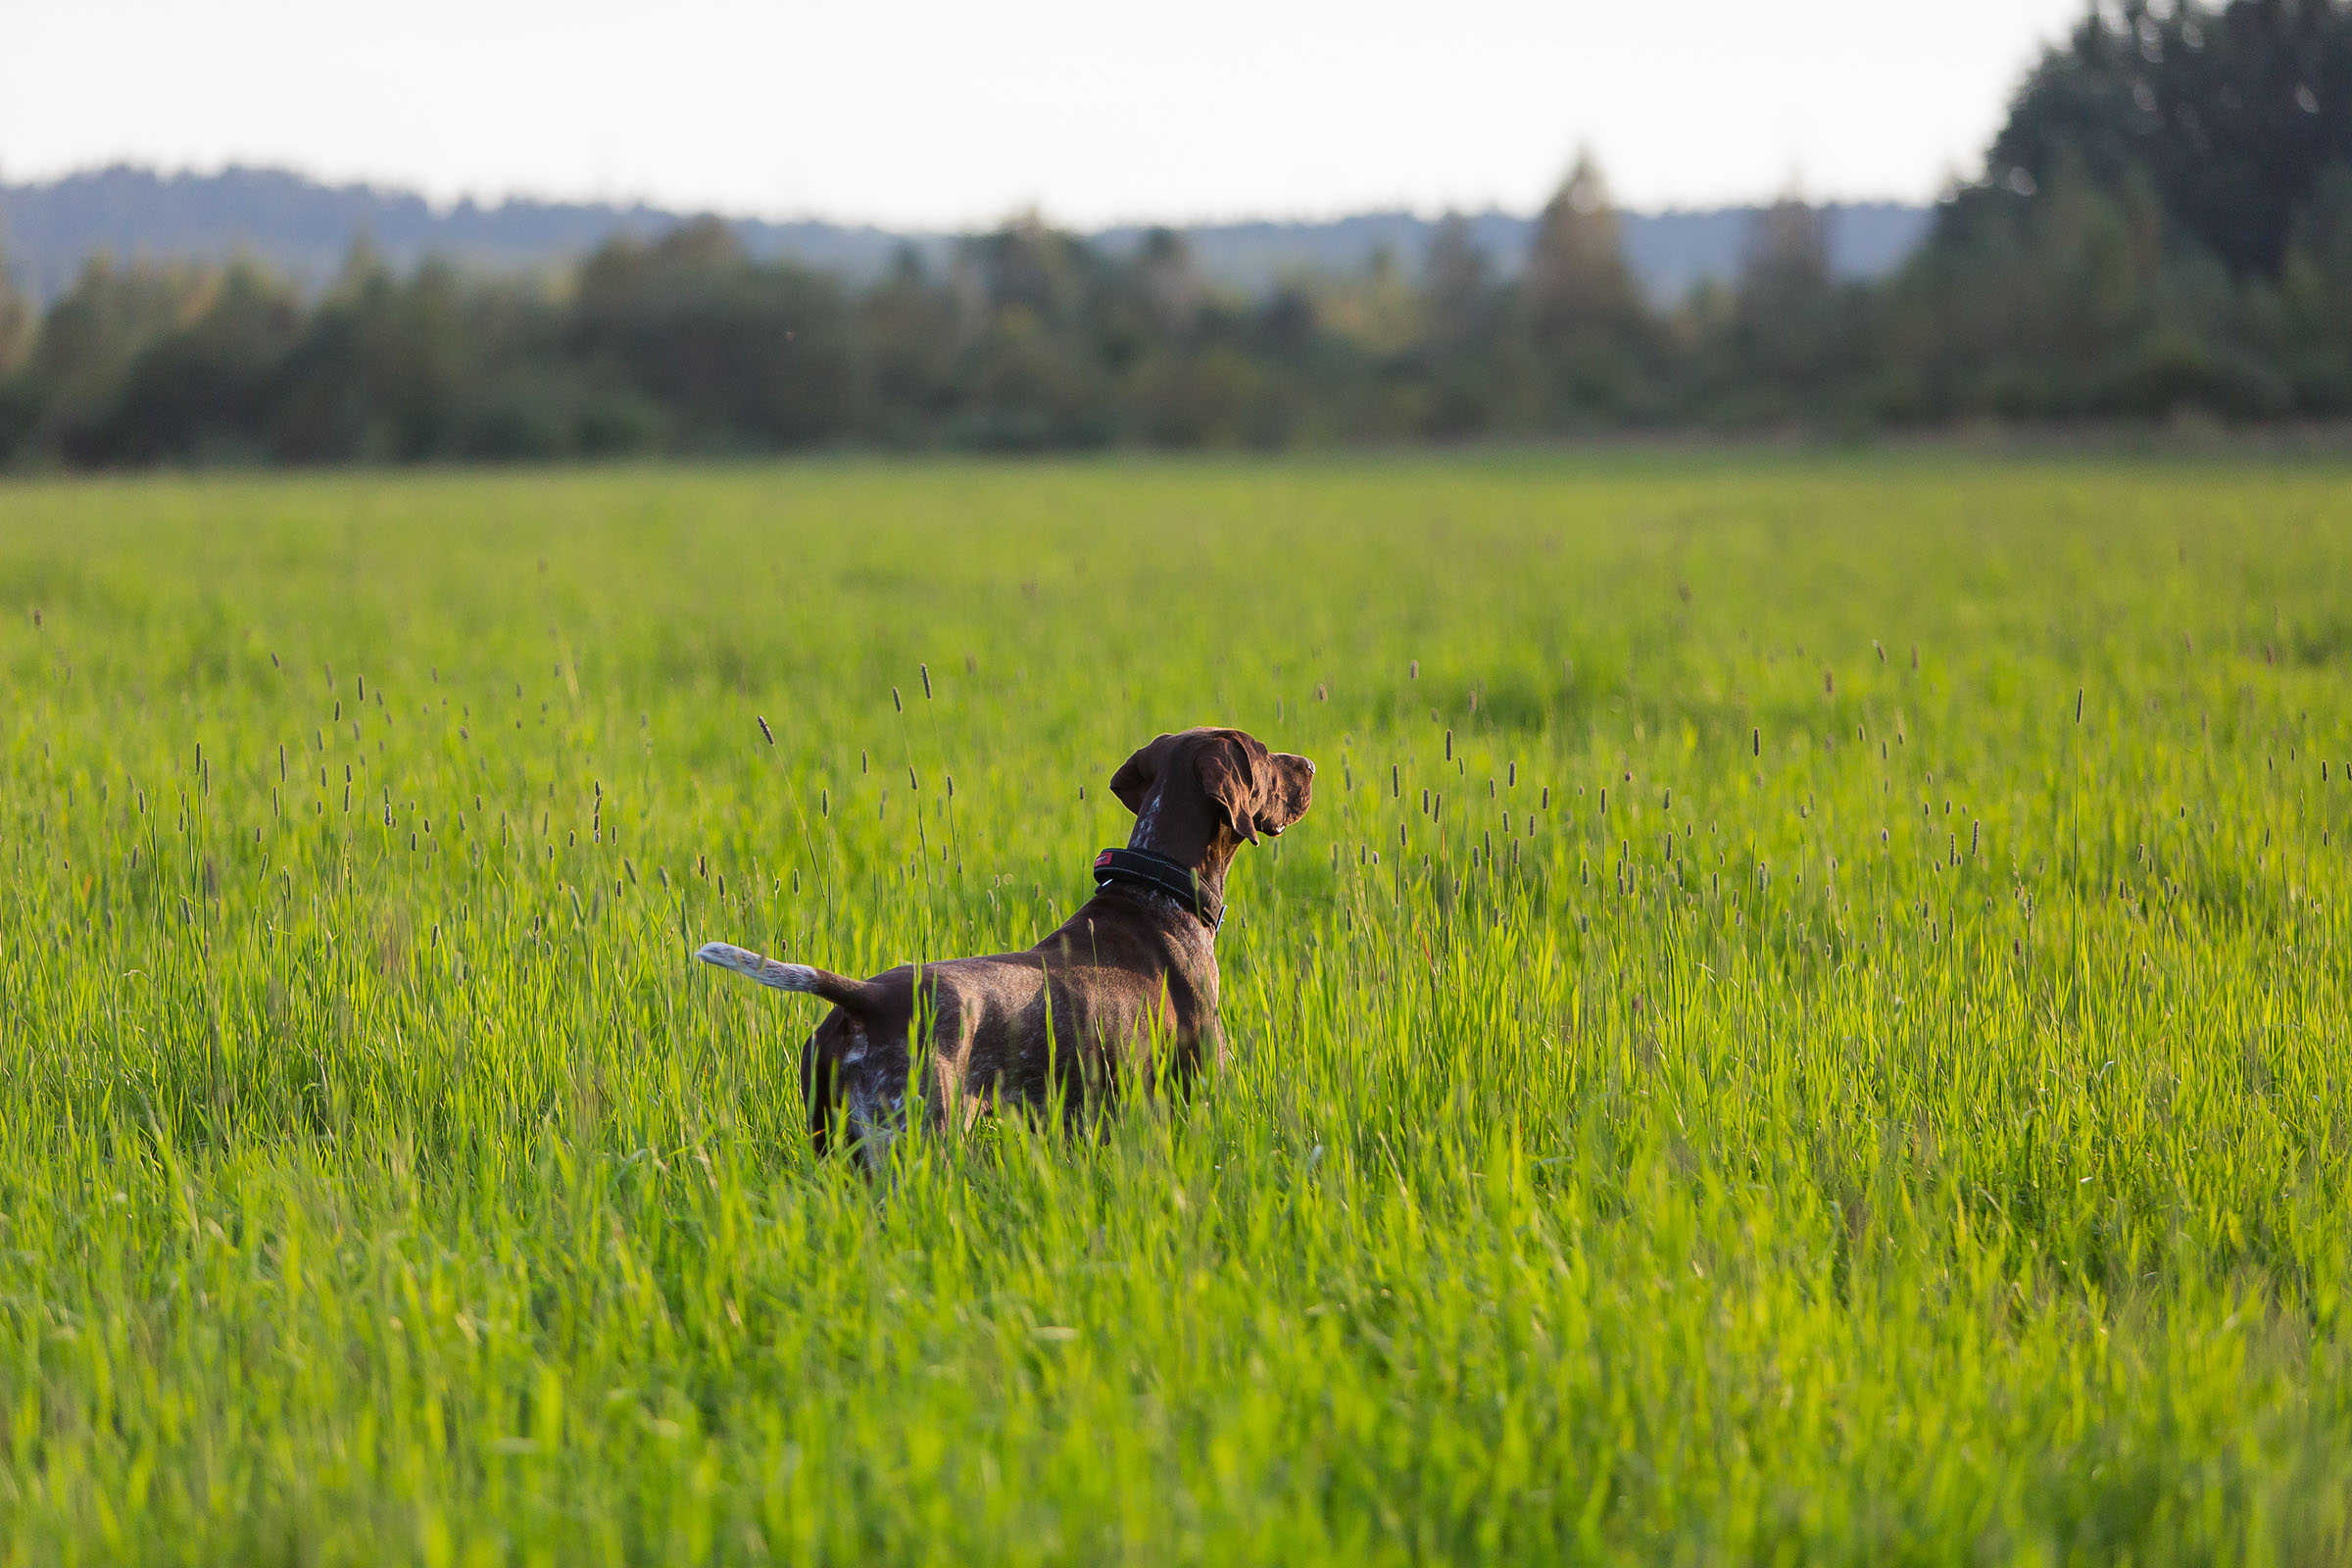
1110, 728, 1314, 850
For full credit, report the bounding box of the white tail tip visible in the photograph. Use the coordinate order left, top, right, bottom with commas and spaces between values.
694, 941, 822, 993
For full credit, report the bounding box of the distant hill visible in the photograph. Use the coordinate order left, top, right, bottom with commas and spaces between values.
0, 165, 1932, 306
0, 166, 936, 302
1095, 204, 1933, 300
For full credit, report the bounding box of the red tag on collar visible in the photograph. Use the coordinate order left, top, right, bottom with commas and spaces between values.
1094, 850, 1113, 868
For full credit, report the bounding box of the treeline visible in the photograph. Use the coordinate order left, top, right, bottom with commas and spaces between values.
2, 0, 2349, 466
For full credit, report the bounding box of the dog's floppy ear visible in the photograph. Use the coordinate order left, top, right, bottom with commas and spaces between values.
1111, 734, 1171, 815
1196, 734, 1263, 845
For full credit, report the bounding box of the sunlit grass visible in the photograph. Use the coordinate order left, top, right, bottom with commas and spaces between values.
1, 456, 2348, 1563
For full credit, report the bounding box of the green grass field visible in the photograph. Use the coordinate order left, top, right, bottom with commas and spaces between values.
2, 457, 2348, 1564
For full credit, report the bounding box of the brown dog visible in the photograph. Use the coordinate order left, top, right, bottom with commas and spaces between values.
696, 727, 1313, 1162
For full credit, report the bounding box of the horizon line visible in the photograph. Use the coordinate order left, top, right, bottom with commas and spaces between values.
0, 158, 1956, 237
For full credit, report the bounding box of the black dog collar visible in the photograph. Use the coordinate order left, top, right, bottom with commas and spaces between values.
1094, 847, 1221, 930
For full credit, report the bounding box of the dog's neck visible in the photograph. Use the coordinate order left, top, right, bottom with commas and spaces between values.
1125, 791, 1240, 924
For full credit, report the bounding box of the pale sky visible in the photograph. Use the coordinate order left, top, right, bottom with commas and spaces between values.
1, 0, 2092, 226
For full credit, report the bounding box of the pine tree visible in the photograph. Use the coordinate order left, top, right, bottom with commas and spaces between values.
1523, 151, 1642, 346
1424, 214, 1492, 349
0, 259, 31, 379
1519, 150, 1650, 421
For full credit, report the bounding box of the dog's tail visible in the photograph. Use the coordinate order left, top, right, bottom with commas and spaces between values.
694, 941, 876, 1013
